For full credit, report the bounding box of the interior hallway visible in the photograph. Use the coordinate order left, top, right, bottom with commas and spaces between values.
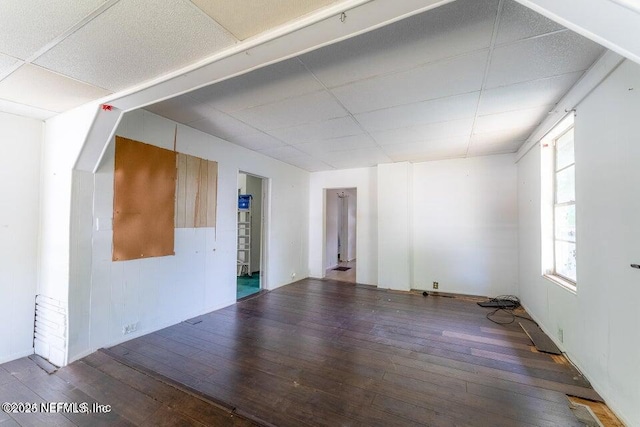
324, 260, 356, 283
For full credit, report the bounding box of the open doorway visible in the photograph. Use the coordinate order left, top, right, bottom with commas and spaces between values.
324, 188, 357, 283
237, 172, 266, 299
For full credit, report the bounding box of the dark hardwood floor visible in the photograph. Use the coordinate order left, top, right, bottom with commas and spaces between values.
105, 278, 597, 426
0, 279, 601, 426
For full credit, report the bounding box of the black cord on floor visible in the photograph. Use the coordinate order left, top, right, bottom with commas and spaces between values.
481, 295, 536, 325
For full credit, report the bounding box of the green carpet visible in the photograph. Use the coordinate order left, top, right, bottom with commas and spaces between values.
237, 274, 260, 299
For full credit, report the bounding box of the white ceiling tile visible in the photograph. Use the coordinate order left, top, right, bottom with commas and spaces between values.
257, 145, 305, 160
300, 0, 498, 88
282, 155, 334, 172
471, 126, 535, 146
381, 136, 469, 159
331, 50, 488, 113
146, 94, 217, 125
230, 132, 286, 151
296, 134, 377, 155
478, 72, 582, 116
190, 0, 336, 41
230, 90, 347, 130
190, 58, 323, 113
188, 111, 259, 141
355, 92, 480, 133
486, 31, 605, 89
388, 148, 468, 163
34, 0, 237, 91
0, 64, 110, 112
467, 141, 522, 157
473, 104, 552, 134
321, 147, 391, 169
385, 140, 469, 162
371, 118, 475, 146
267, 116, 363, 145
0, 53, 19, 76
495, 0, 565, 45
0, 0, 107, 60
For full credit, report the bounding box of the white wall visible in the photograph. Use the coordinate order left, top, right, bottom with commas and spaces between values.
378, 162, 413, 291
413, 155, 518, 296
309, 168, 378, 285
0, 112, 42, 363
70, 110, 309, 361
518, 59, 640, 427
309, 157, 517, 295
39, 104, 98, 366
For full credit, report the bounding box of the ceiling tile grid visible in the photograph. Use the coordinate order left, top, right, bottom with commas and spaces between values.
354, 92, 481, 133
477, 72, 583, 116
299, 0, 499, 88
0, 64, 110, 112
370, 118, 476, 147
485, 30, 604, 89
226, 132, 287, 152
33, 0, 238, 92
0, 53, 19, 77
0, 0, 107, 60
296, 134, 378, 156
495, 0, 565, 45
267, 116, 364, 145
143, 0, 606, 172
190, 58, 324, 113
329, 50, 489, 114
189, 0, 338, 41
230, 89, 348, 130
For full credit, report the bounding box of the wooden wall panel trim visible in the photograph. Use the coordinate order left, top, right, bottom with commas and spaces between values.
175, 153, 218, 229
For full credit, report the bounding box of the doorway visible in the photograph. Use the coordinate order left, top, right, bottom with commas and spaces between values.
237, 172, 266, 299
324, 188, 357, 283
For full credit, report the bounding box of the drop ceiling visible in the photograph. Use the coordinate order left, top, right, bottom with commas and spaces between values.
146, 0, 605, 171
0, 0, 342, 118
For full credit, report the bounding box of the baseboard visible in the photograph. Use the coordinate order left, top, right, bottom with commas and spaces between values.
519, 302, 631, 427
0, 348, 34, 365
67, 299, 237, 365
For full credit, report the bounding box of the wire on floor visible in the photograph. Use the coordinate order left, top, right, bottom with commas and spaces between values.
479, 295, 536, 325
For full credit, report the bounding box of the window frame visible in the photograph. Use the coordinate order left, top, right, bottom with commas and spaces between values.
540, 113, 577, 293
551, 126, 577, 286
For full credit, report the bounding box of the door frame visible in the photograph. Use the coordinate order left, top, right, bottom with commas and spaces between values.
238, 171, 270, 291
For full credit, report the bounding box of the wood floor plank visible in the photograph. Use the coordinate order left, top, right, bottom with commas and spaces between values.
72, 279, 608, 425
0, 279, 599, 427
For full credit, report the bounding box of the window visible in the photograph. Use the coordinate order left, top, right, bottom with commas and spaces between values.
552, 128, 576, 283
541, 114, 576, 291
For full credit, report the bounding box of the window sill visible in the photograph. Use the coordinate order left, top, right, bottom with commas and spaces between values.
543, 274, 577, 295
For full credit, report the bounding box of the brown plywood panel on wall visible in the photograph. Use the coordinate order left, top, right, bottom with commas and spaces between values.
113, 136, 176, 261
175, 153, 218, 229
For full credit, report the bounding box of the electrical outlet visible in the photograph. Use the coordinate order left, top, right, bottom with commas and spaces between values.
558, 328, 564, 343
291, 273, 296, 280
123, 322, 138, 335
432, 281, 439, 290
